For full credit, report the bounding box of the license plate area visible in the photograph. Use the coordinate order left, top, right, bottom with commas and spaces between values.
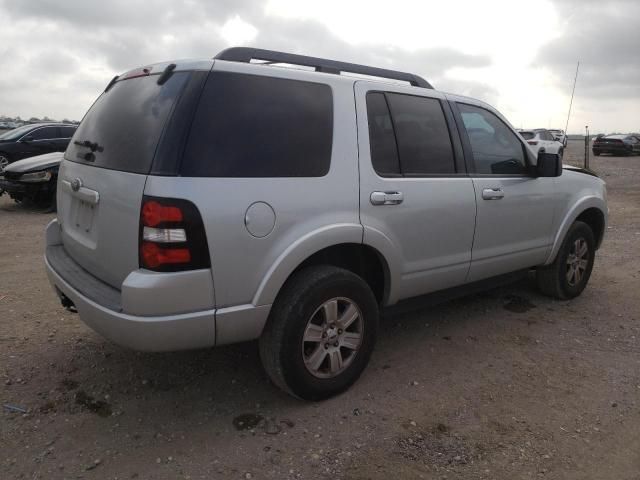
63, 197, 99, 249
72, 199, 95, 233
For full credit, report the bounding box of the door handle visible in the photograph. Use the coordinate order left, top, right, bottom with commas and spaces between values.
370, 191, 404, 205
482, 188, 504, 200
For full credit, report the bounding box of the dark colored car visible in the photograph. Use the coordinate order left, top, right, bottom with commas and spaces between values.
0, 152, 62, 211
0, 123, 76, 171
592, 134, 640, 156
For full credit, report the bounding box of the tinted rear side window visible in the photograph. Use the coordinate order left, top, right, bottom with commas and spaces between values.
60, 126, 77, 138
30, 127, 60, 140
366, 92, 400, 176
385, 93, 455, 175
181, 72, 333, 177
66, 72, 190, 174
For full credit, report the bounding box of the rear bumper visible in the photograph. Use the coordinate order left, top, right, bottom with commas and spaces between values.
44, 219, 270, 351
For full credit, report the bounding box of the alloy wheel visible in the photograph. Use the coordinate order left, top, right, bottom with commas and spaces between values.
302, 297, 364, 379
566, 238, 589, 286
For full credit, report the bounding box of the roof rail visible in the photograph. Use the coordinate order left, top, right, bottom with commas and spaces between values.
214, 47, 433, 89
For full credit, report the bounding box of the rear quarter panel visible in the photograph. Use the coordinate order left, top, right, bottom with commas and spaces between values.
144, 62, 362, 308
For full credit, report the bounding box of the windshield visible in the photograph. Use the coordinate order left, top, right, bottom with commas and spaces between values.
0, 124, 35, 141
66, 72, 190, 174
519, 131, 535, 140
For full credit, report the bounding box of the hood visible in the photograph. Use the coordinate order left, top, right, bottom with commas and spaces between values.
562, 164, 599, 178
3, 152, 63, 173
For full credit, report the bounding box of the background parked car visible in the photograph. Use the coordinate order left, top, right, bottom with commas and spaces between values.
548, 129, 568, 147
592, 134, 640, 156
0, 151, 62, 211
0, 123, 76, 171
517, 128, 565, 158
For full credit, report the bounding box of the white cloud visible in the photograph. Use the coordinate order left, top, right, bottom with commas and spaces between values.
0, 0, 637, 132
220, 16, 258, 46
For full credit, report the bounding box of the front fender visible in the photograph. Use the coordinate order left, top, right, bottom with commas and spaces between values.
252, 223, 363, 307
544, 196, 607, 265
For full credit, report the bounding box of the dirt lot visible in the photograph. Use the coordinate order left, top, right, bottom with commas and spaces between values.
1, 141, 639, 480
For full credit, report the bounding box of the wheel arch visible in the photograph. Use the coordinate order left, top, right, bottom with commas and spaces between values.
545, 198, 607, 265
251, 224, 391, 308
293, 243, 390, 305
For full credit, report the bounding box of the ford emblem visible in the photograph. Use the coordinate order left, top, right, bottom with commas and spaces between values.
71, 178, 82, 192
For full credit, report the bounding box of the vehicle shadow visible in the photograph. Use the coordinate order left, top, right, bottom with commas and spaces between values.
0, 195, 54, 214
34, 273, 553, 430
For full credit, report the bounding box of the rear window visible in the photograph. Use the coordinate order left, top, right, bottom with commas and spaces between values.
66, 72, 190, 174
180, 72, 333, 177
519, 131, 535, 140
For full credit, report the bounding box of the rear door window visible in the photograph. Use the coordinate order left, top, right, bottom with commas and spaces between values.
65, 72, 190, 174
366, 92, 400, 176
30, 127, 59, 140
60, 126, 77, 138
181, 72, 333, 177
386, 93, 456, 175
458, 103, 528, 175
366, 92, 456, 176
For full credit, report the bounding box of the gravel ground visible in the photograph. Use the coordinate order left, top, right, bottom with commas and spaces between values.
1, 140, 639, 479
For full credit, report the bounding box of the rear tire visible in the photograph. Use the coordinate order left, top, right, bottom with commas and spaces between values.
537, 221, 595, 300
259, 265, 378, 400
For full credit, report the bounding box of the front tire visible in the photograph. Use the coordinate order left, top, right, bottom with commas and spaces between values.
0, 152, 10, 171
537, 221, 595, 299
259, 266, 378, 400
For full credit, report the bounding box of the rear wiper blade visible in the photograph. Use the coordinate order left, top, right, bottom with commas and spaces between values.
104, 75, 119, 92
157, 63, 177, 85
73, 140, 104, 153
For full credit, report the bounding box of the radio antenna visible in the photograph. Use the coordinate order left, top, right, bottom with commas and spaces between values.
564, 61, 579, 135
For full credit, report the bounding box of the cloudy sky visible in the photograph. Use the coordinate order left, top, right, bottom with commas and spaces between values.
0, 0, 638, 133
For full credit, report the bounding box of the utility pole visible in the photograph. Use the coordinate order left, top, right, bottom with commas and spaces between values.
584, 125, 590, 170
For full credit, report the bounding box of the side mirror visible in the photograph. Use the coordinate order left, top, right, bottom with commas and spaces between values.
20, 136, 33, 143
536, 152, 562, 177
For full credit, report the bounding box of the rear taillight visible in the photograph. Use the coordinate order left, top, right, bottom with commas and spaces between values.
527, 141, 538, 146
139, 196, 210, 272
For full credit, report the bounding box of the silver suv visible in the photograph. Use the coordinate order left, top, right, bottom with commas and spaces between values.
45, 48, 607, 400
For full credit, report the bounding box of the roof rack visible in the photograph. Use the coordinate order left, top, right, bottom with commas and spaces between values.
214, 47, 433, 89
